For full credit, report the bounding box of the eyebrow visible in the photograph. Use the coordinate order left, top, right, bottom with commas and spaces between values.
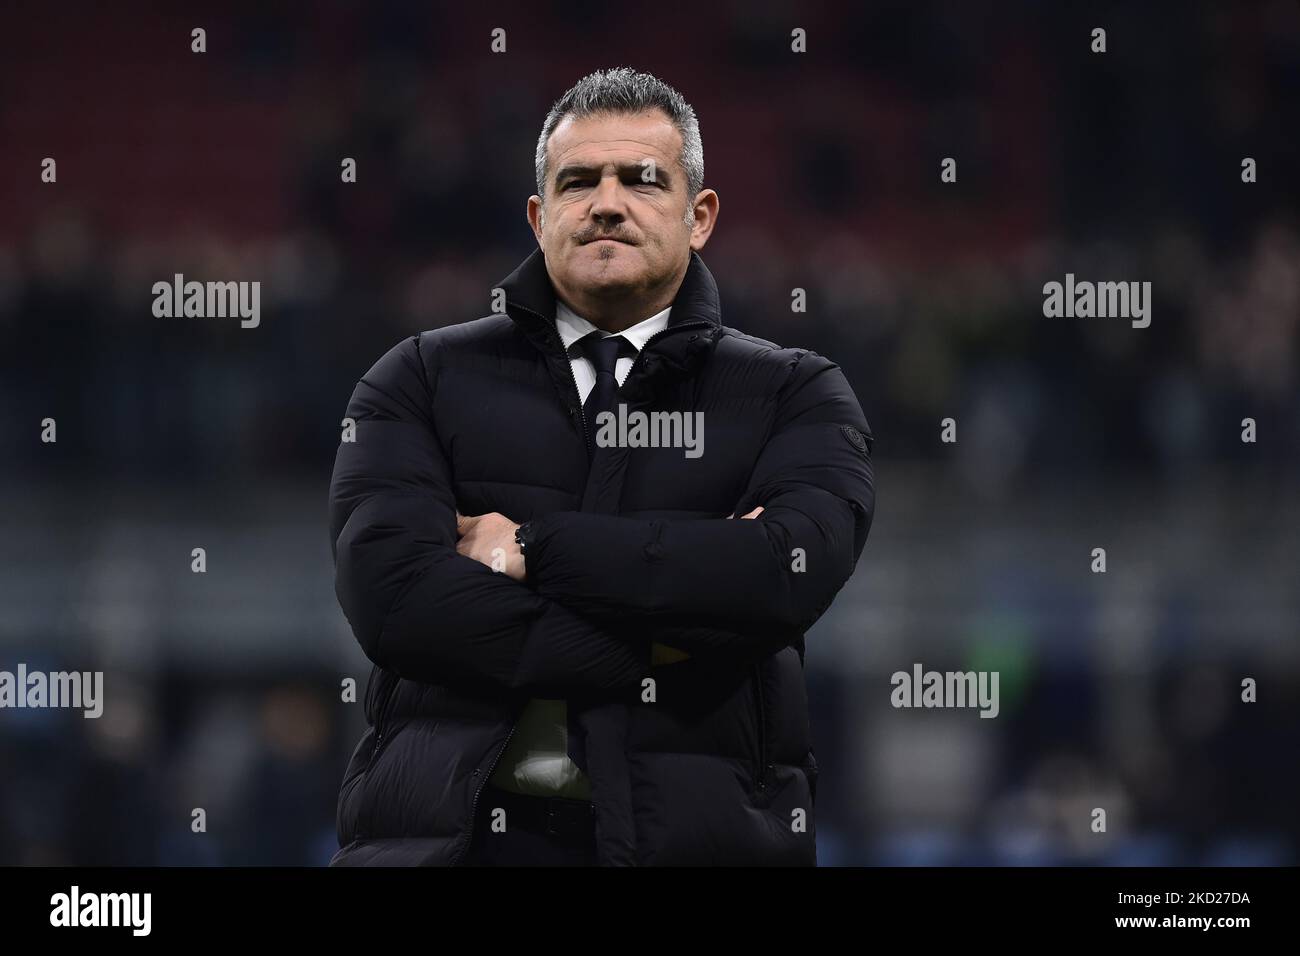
554, 162, 673, 187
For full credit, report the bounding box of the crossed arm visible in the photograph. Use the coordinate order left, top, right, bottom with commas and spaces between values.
330, 334, 874, 699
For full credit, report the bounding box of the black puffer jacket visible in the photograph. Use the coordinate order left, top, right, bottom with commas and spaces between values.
328, 247, 874, 865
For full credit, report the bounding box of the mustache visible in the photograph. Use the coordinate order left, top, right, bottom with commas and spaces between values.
578, 230, 637, 245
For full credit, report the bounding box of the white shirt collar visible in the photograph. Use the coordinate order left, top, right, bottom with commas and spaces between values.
554, 299, 671, 355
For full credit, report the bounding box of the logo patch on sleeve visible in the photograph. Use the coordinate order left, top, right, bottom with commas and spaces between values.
840, 424, 869, 453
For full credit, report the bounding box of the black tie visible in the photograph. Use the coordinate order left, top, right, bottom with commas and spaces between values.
575, 331, 633, 460
566, 331, 633, 774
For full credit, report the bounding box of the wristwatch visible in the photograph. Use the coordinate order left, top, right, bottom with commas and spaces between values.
514, 520, 536, 562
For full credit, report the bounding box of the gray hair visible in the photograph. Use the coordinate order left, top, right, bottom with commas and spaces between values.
534, 67, 703, 227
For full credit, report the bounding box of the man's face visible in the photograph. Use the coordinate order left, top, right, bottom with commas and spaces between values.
528, 109, 713, 311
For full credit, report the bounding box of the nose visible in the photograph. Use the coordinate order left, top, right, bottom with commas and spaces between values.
589, 173, 627, 228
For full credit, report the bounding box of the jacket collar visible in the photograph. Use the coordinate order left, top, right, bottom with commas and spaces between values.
496, 246, 723, 333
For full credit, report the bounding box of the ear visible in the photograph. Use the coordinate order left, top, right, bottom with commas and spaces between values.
526, 195, 545, 247
688, 188, 719, 251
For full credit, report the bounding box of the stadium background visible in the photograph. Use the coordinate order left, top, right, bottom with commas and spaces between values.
0, 1, 1297, 865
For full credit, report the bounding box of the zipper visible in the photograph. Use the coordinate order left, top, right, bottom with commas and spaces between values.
368, 672, 399, 766
525, 311, 590, 461
805, 746, 819, 807
452, 718, 519, 865
752, 661, 768, 792
357, 672, 399, 842
557, 332, 589, 456
508, 301, 588, 453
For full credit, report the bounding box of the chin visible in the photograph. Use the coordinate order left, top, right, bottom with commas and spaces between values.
577, 255, 642, 285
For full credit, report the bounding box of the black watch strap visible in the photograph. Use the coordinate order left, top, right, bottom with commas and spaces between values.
514, 520, 534, 554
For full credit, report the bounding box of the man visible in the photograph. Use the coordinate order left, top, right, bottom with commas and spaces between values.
328, 67, 874, 866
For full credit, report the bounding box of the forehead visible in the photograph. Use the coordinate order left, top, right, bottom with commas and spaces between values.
547, 109, 682, 172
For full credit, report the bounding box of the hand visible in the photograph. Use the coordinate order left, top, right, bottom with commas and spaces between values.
455, 511, 526, 581
727, 506, 764, 519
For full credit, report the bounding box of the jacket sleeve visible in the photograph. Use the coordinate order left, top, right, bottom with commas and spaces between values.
330, 334, 651, 698
524, 350, 875, 638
